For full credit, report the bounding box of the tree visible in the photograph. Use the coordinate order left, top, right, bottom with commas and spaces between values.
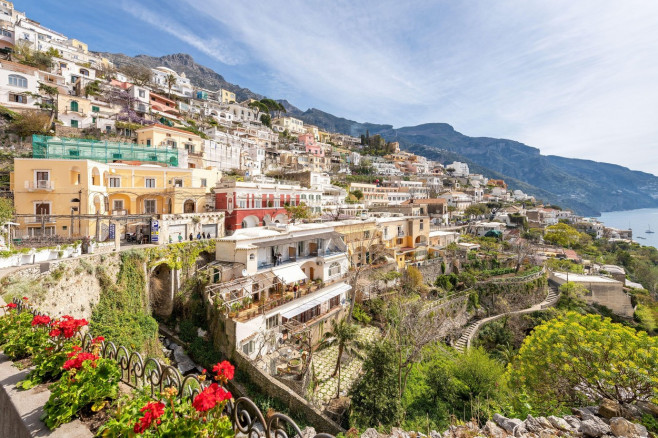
84, 80, 102, 98
512, 239, 533, 272
259, 113, 271, 127
8, 110, 50, 138
508, 312, 658, 411
543, 223, 583, 248
388, 299, 450, 398
556, 281, 588, 310
29, 82, 59, 130
318, 318, 359, 398
120, 63, 152, 86
0, 197, 14, 226
401, 266, 426, 295
284, 202, 311, 223
464, 203, 489, 218
349, 339, 402, 427
165, 73, 177, 98
350, 189, 364, 201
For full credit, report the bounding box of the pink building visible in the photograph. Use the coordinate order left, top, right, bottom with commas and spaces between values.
299, 133, 324, 157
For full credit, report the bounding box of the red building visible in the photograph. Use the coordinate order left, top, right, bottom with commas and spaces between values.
214, 180, 323, 232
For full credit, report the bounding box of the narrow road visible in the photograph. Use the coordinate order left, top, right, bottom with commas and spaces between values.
454, 283, 560, 352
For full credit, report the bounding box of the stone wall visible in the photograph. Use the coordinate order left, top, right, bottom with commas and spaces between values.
476, 276, 548, 315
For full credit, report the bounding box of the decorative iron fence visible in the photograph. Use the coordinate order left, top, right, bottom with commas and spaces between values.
10, 298, 335, 438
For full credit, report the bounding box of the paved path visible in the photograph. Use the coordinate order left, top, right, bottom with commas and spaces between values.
455, 283, 560, 352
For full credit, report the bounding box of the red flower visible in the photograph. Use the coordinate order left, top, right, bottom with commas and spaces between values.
192, 383, 232, 412
6, 303, 17, 309
22, 296, 28, 301
133, 401, 165, 434
31, 315, 51, 326
212, 361, 235, 381
49, 329, 61, 337
63, 352, 99, 370
92, 336, 105, 343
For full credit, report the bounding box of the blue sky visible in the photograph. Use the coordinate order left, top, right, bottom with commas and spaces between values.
20, 0, 658, 174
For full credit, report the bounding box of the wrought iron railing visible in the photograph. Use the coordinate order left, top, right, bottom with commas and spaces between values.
9, 298, 335, 438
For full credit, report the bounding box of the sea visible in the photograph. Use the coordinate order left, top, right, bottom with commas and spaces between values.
598, 208, 658, 249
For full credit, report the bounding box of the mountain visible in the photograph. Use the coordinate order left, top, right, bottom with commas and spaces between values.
96, 52, 263, 102
97, 53, 658, 216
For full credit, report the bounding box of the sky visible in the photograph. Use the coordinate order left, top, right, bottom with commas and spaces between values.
20, 0, 658, 175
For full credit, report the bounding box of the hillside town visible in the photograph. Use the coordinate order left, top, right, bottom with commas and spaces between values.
0, 3, 656, 438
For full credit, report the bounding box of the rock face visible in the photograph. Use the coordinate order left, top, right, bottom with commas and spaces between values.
367, 404, 654, 438
172, 345, 196, 374
598, 399, 621, 419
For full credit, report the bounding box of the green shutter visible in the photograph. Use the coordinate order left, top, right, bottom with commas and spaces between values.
92, 106, 99, 112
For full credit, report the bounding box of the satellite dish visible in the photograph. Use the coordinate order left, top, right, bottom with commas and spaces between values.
241, 269, 248, 277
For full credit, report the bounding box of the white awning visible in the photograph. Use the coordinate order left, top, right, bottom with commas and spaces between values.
273, 264, 307, 285
280, 283, 351, 320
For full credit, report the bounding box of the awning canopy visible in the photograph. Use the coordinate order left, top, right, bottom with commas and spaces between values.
273, 264, 307, 285
280, 283, 351, 320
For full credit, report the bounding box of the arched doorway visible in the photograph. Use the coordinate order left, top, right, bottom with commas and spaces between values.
183, 199, 195, 213
241, 215, 260, 229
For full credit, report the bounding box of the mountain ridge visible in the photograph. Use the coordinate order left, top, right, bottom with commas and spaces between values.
96, 52, 658, 216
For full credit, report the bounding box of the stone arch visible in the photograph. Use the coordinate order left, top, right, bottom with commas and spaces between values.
241, 215, 260, 229
273, 213, 287, 224
183, 199, 196, 213
262, 214, 272, 225
415, 235, 428, 245
149, 263, 173, 317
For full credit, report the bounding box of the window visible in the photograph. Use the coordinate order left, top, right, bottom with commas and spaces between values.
328, 262, 341, 277
242, 340, 254, 355
138, 103, 146, 112
8, 93, 26, 103
201, 178, 207, 188
364, 230, 371, 239
238, 200, 246, 209
266, 315, 279, 330
173, 179, 183, 187
145, 178, 156, 188
79, 69, 89, 76
8, 74, 27, 88
138, 89, 145, 98
144, 199, 156, 214
108, 177, 121, 187
70, 120, 78, 128
70, 101, 79, 111
92, 105, 99, 113
1, 29, 11, 37
420, 220, 424, 230
146, 139, 151, 146
113, 200, 124, 212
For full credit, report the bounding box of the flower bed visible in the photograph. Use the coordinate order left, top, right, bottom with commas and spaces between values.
0, 299, 236, 436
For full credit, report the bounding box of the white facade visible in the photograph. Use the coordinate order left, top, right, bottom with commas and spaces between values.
272, 116, 305, 134
0, 60, 39, 110
446, 161, 470, 177
151, 66, 193, 98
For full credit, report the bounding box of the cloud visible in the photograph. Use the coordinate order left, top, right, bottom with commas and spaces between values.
129, 0, 658, 173
119, 1, 243, 66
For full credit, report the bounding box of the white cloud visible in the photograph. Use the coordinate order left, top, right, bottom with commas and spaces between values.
119, 1, 243, 66
132, 0, 658, 173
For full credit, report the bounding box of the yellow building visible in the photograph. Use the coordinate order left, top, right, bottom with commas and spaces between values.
11, 158, 221, 240
218, 88, 236, 104
57, 94, 93, 128
136, 124, 204, 169
332, 219, 384, 267
376, 216, 430, 268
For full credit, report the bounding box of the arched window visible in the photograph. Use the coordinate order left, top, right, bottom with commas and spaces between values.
70, 100, 79, 111
8, 74, 27, 88
79, 68, 89, 76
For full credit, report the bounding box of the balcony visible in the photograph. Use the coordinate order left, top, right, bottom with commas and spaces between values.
25, 180, 55, 191
111, 209, 128, 216
25, 215, 55, 224
397, 231, 405, 237
256, 249, 343, 270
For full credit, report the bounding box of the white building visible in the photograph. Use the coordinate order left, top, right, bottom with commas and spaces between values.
0, 60, 39, 110
212, 223, 351, 359
151, 66, 193, 98
272, 116, 305, 134
446, 161, 470, 177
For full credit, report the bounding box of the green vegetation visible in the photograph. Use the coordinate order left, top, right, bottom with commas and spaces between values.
90, 252, 160, 355
508, 312, 658, 413
543, 223, 591, 248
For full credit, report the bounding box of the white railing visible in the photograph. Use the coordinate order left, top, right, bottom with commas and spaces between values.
25, 180, 55, 191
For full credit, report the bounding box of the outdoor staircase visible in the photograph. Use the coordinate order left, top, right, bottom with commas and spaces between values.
454, 283, 561, 353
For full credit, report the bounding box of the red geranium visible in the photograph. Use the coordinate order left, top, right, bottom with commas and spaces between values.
63, 350, 99, 370
49, 328, 61, 337
22, 296, 28, 300
50, 317, 88, 339
92, 336, 105, 343
192, 383, 232, 412
133, 401, 165, 434
212, 360, 235, 382
31, 315, 51, 326
6, 303, 17, 309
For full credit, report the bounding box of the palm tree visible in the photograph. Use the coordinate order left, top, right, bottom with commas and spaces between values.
165, 73, 177, 98
318, 318, 359, 398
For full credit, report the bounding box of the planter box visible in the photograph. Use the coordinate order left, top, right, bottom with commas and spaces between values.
0, 353, 92, 438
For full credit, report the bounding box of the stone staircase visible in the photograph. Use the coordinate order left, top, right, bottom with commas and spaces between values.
454, 283, 561, 352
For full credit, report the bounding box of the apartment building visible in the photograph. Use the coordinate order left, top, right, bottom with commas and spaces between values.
348, 183, 388, 207
136, 124, 203, 168
376, 215, 430, 268
214, 179, 323, 232
11, 158, 221, 240
209, 222, 351, 357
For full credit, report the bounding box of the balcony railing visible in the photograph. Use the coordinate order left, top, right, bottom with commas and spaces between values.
256, 249, 342, 270
25, 215, 54, 224
112, 209, 128, 216
25, 180, 55, 191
